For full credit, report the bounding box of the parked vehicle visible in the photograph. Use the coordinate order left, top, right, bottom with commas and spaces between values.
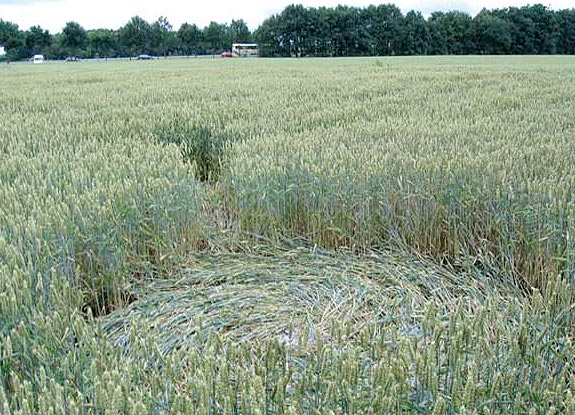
232, 43, 258, 57
33, 55, 44, 64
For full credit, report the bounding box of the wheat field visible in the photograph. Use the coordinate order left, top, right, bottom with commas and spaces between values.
0, 56, 574, 414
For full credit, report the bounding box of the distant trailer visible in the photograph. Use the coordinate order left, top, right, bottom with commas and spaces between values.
232, 43, 258, 57
33, 55, 44, 64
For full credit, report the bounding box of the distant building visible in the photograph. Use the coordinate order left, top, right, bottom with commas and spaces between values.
33, 55, 44, 64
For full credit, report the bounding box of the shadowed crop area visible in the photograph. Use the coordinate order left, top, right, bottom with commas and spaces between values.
0, 56, 574, 413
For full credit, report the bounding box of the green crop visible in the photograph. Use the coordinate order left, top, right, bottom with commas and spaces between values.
0, 56, 574, 414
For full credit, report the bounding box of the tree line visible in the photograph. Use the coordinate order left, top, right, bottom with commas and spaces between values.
0, 16, 252, 60
1, 3, 575, 61
256, 4, 575, 56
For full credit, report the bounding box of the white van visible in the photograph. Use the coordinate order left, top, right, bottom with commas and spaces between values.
33, 55, 44, 64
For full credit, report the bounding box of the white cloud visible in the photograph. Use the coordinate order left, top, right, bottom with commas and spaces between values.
0, 0, 573, 33
0, 0, 59, 4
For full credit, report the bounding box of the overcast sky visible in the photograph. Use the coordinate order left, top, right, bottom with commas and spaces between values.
0, 0, 573, 33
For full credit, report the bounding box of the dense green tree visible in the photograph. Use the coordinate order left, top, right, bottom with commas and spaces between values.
24, 26, 52, 57
362, 4, 404, 56
279, 4, 311, 57
229, 19, 251, 43
0, 19, 23, 60
499, 5, 558, 54
61, 21, 87, 57
401, 10, 430, 55
86, 29, 118, 58
178, 23, 203, 55
501, 7, 534, 54
330, 6, 361, 56
524, 4, 559, 54
202, 21, 230, 54
556, 9, 575, 54
474, 10, 511, 54
119, 16, 153, 56
152, 16, 176, 57
428, 11, 474, 55
0, 19, 18, 45
312, 7, 337, 56
254, 15, 287, 57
